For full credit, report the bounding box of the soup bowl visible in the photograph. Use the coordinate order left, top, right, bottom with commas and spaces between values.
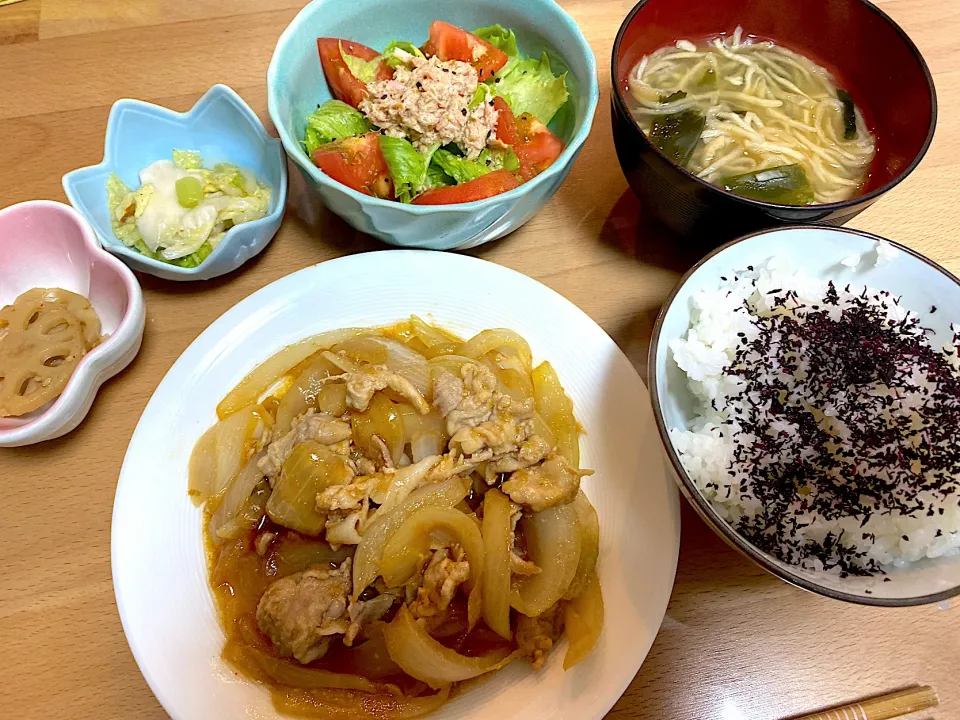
610, 0, 937, 244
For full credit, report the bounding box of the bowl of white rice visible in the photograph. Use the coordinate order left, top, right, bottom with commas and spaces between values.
650, 225, 960, 605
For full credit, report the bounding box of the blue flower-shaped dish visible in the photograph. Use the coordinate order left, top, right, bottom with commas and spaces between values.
267, 0, 599, 250
62, 85, 288, 282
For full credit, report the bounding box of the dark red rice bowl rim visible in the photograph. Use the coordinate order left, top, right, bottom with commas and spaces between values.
648, 225, 960, 606
611, 0, 939, 214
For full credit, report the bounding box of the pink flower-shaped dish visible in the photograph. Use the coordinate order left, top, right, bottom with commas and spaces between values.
0, 201, 145, 447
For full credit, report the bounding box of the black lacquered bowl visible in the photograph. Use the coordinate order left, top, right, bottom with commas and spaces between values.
610, 0, 938, 243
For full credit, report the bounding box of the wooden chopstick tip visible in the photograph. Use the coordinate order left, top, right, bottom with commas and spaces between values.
787, 685, 939, 720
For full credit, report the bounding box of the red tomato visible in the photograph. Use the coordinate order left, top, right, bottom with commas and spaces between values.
421, 21, 508, 81
492, 97, 564, 181
312, 133, 394, 199
317, 38, 392, 108
412, 170, 520, 205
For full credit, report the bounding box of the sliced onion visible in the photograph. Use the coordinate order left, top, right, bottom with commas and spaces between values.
316, 383, 348, 415
456, 329, 533, 372
352, 476, 469, 600
208, 450, 266, 541
380, 506, 485, 629
409, 315, 460, 348
511, 502, 581, 617
531, 361, 580, 467
410, 430, 444, 463
564, 491, 600, 600
332, 337, 388, 365
267, 442, 353, 535
275, 355, 342, 435
216, 328, 376, 419
400, 406, 446, 440
352, 393, 405, 464
215, 480, 271, 540
563, 570, 604, 670
187, 424, 217, 505
273, 536, 355, 577
273, 684, 450, 719
384, 605, 515, 688
189, 404, 265, 502
322, 350, 360, 373
341, 622, 404, 679
481, 489, 513, 639
376, 338, 430, 398
427, 354, 477, 378
367, 455, 441, 517
244, 644, 376, 692
530, 412, 557, 448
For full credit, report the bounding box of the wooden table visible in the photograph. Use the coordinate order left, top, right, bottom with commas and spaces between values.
1, 1, 957, 718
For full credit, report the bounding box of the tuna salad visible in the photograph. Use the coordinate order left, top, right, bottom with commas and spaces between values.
302, 21, 572, 204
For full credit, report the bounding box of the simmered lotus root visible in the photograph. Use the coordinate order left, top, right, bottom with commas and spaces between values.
14, 288, 103, 349
0, 288, 103, 417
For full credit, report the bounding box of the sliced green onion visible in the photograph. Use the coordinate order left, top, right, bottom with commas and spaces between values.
175, 176, 203, 209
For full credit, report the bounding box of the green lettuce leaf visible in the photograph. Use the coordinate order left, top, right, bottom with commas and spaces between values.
468, 85, 490, 109
340, 41, 381, 83
382, 40, 424, 68
425, 163, 455, 190
379, 136, 435, 203
172, 149, 203, 170
431, 147, 520, 185
473, 25, 519, 57
493, 52, 569, 124
303, 100, 372, 155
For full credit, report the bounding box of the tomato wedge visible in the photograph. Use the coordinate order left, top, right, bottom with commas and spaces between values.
412, 170, 519, 205
421, 21, 508, 81
317, 38, 392, 108
493, 97, 564, 181
312, 132, 394, 199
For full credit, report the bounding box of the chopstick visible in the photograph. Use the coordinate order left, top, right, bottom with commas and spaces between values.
790, 685, 939, 720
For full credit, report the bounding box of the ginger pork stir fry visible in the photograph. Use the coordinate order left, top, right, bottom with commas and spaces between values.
189, 318, 604, 717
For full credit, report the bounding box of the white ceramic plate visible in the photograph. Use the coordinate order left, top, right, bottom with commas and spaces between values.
112, 250, 680, 720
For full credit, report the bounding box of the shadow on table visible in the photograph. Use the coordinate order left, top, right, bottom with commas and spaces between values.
597, 189, 705, 276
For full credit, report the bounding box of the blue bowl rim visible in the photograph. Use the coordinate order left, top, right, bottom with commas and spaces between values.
266, 0, 600, 212
61, 84, 289, 278
610, 0, 939, 214
647, 223, 960, 607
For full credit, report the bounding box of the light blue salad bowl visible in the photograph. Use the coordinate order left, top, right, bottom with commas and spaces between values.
62, 85, 288, 282
266, 0, 599, 250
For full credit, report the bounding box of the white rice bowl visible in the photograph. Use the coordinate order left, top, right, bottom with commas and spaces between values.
651, 226, 960, 604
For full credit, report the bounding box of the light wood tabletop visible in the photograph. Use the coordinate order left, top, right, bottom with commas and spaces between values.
1, 0, 957, 718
